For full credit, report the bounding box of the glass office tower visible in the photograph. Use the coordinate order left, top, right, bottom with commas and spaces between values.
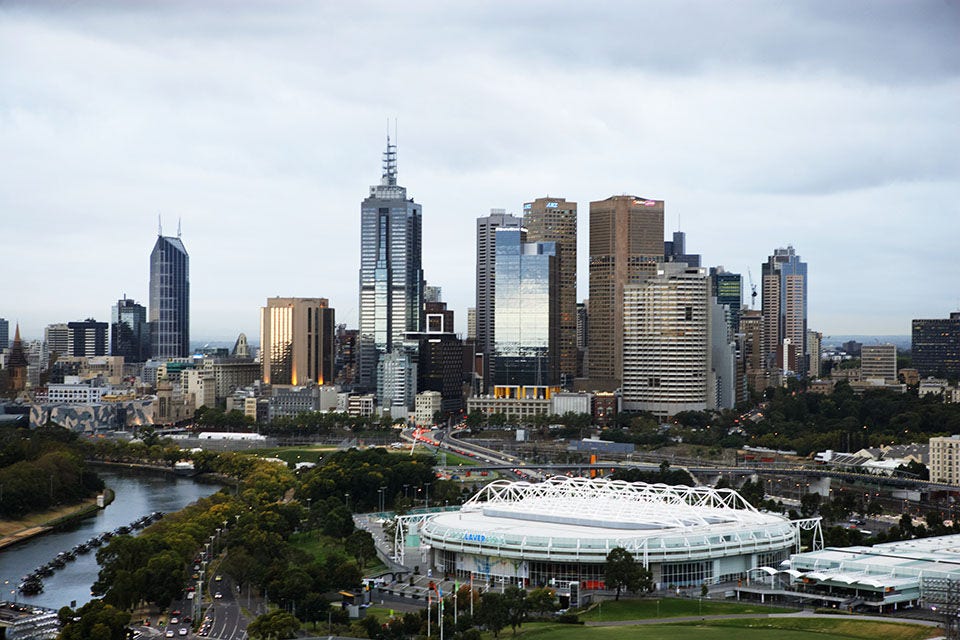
357, 137, 424, 393
492, 227, 558, 387
149, 234, 190, 358
112, 297, 150, 362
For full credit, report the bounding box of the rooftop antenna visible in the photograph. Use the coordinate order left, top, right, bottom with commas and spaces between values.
382, 119, 398, 186
158, 214, 162, 236
177, 217, 182, 238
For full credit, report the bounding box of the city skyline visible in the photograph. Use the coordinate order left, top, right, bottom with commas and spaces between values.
3, 1, 958, 341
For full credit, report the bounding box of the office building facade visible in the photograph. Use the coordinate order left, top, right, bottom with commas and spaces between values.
0, 318, 8, 351
45, 323, 69, 357
587, 195, 664, 387
861, 343, 897, 383
67, 319, 108, 357
912, 313, 960, 379
112, 297, 150, 363
260, 297, 335, 386
523, 197, 577, 385
761, 246, 807, 376
621, 263, 733, 415
492, 227, 559, 387
476, 210, 523, 391
149, 234, 190, 358
358, 138, 424, 394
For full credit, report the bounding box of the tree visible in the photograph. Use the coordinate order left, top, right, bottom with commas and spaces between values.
605, 547, 640, 600
345, 529, 377, 568
299, 592, 330, 630
525, 587, 558, 616
478, 592, 508, 638
503, 585, 528, 635
59, 599, 130, 640
247, 609, 301, 640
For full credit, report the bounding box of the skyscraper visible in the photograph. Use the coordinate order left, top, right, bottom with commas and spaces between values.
912, 312, 960, 379
761, 246, 807, 375
0, 318, 8, 351
149, 232, 190, 358
587, 195, 664, 388
492, 227, 559, 387
112, 297, 150, 362
523, 197, 577, 386
260, 297, 335, 386
621, 263, 733, 415
358, 137, 424, 395
710, 268, 743, 335
664, 231, 701, 267
476, 209, 523, 391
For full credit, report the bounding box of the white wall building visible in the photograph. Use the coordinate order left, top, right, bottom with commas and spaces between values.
415, 390, 442, 427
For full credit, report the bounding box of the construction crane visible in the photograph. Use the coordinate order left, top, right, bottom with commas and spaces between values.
747, 268, 758, 309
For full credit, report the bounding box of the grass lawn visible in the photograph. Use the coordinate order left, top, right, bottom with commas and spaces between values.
289, 531, 386, 575
496, 618, 935, 640
577, 597, 795, 621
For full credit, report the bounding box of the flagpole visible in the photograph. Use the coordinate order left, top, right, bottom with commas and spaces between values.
454, 580, 458, 627
427, 592, 431, 638
470, 572, 474, 617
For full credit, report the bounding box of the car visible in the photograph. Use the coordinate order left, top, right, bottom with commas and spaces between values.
170, 617, 179, 625
179, 628, 188, 636
165, 631, 175, 638
214, 574, 222, 582
171, 610, 181, 616
214, 591, 222, 599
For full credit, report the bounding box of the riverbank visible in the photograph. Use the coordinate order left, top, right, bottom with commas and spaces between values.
0, 487, 114, 550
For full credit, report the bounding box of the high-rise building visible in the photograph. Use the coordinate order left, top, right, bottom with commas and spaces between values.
761, 246, 808, 375
358, 137, 424, 394
621, 263, 734, 415
112, 297, 150, 362
335, 324, 359, 387
260, 297, 335, 386
67, 319, 108, 357
861, 343, 897, 383
378, 350, 417, 414
0, 318, 8, 351
492, 227, 559, 387
476, 209, 523, 391
664, 231, 701, 267
466, 308, 477, 342
523, 197, 577, 385
912, 313, 960, 379
149, 233, 190, 358
408, 301, 464, 415
232, 333, 251, 359
710, 268, 743, 335
45, 323, 69, 357
424, 286, 442, 304
807, 330, 823, 379
587, 195, 664, 388
740, 309, 765, 391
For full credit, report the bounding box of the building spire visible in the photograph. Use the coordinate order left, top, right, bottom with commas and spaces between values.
381, 127, 398, 187
158, 214, 162, 236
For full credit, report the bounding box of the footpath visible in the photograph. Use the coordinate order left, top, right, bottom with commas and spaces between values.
0, 489, 112, 550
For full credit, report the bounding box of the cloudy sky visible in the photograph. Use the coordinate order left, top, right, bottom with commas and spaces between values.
2, 0, 958, 343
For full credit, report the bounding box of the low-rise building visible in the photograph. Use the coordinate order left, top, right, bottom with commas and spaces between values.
415, 391, 442, 427
930, 435, 960, 484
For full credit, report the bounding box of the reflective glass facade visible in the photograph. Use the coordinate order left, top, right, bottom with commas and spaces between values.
260, 298, 335, 386
357, 140, 423, 394
149, 235, 190, 358
112, 298, 149, 362
492, 228, 558, 386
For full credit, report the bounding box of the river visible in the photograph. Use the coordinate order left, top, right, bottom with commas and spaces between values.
0, 467, 221, 610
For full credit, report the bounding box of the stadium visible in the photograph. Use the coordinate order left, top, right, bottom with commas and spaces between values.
403, 476, 822, 589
